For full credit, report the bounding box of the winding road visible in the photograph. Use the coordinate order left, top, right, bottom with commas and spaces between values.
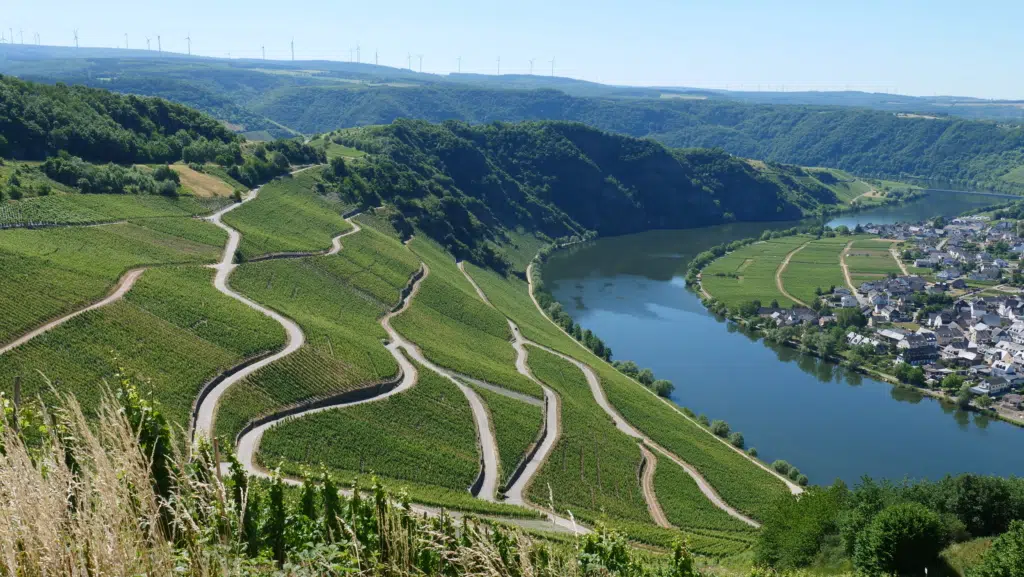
0, 268, 146, 356
775, 241, 810, 307
639, 444, 672, 529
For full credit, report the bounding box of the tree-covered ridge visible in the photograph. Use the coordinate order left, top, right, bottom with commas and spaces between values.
334, 119, 858, 267
0, 74, 238, 163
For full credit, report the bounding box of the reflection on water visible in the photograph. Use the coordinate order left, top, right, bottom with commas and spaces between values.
545, 192, 1024, 484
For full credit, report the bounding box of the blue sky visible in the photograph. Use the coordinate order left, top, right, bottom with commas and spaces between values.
5, 0, 1022, 99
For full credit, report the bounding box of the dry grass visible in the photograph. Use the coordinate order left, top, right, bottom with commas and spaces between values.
171, 164, 235, 197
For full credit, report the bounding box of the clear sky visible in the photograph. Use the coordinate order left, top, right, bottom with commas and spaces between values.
5, 0, 1022, 99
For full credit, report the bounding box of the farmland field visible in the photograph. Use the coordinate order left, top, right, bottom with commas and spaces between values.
652, 455, 758, 536
525, 346, 650, 524
0, 266, 285, 427
701, 236, 809, 309
779, 236, 850, 305
214, 230, 420, 442
0, 221, 225, 345
169, 164, 236, 197
392, 238, 542, 399
472, 386, 545, 489
222, 170, 355, 259
256, 362, 529, 515
0, 193, 231, 227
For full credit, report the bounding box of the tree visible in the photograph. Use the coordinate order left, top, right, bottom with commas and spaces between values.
772, 460, 792, 475
770, 299, 780, 309
637, 368, 656, 386
908, 366, 926, 387
978, 395, 994, 409
728, 432, 745, 448
853, 502, 948, 576
971, 520, 1024, 577
942, 374, 965, 392
652, 379, 675, 398
957, 384, 974, 409
836, 225, 851, 236
710, 420, 730, 437
835, 307, 867, 328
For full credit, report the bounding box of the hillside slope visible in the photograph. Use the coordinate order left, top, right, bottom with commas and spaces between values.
334, 119, 868, 267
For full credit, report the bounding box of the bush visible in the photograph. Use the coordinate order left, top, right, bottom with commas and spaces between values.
772, 460, 792, 475
710, 420, 730, 437
697, 414, 710, 426
747, 447, 758, 457
728, 432, 745, 448
788, 467, 802, 481
853, 502, 948, 576
652, 379, 675, 398
971, 519, 1024, 577
797, 475, 809, 486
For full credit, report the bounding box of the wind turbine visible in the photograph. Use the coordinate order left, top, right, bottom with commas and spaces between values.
157, 35, 161, 52
73, 29, 79, 49
407, 53, 412, 70
262, 45, 265, 60
496, 56, 500, 75
529, 58, 535, 75
549, 57, 555, 77
418, 54, 423, 73
356, 43, 361, 63
375, 50, 378, 65
145, 36, 151, 50
290, 38, 294, 61
456, 56, 461, 73
124, 33, 128, 49
185, 33, 191, 55
19, 28, 23, 44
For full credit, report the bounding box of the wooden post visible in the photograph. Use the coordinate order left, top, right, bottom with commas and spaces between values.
213, 438, 222, 483
12, 376, 21, 432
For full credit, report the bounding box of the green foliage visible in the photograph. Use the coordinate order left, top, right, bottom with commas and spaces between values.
755, 483, 848, 570
852, 502, 949, 576
710, 420, 730, 437
702, 236, 807, 309
970, 520, 1024, 577
223, 170, 354, 259
835, 307, 867, 328
652, 454, 758, 537
0, 74, 237, 164
42, 152, 181, 196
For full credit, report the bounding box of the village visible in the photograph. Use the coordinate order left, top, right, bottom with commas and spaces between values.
759, 214, 1024, 424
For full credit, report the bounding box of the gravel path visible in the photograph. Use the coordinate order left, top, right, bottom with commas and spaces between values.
775, 241, 811, 307
0, 268, 146, 356
638, 444, 672, 528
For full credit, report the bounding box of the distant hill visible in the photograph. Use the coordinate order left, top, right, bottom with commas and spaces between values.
4, 44, 1024, 193
331, 119, 862, 267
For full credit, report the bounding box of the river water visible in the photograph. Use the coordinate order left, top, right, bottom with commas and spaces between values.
544, 191, 1024, 485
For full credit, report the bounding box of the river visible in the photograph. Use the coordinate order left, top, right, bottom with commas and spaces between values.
544, 191, 1024, 485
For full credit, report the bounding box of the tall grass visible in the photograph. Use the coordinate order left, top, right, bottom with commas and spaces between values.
0, 382, 700, 577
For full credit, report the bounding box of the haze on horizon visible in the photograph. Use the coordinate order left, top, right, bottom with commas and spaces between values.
4, 0, 1022, 100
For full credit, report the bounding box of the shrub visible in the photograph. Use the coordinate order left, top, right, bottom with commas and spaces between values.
788, 467, 802, 481
772, 460, 792, 475
653, 379, 675, 398
710, 420, 730, 437
728, 432, 745, 448
747, 447, 758, 457
853, 502, 948, 576
697, 414, 710, 426
971, 519, 1024, 577
797, 475, 809, 486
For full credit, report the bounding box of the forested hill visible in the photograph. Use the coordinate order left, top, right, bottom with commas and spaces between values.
264, 86, 1024, 193
0, 74, 238, 163
334, 119, 852, 267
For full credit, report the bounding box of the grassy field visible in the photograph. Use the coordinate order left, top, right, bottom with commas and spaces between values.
525, 346, 650, 524
222, 170, 355, 259
702, 236, 809, 309
392, 238, 541, 399
652, 456, 758, 536
462, 262, 792, 522
780, 236, 850, 304
473, 386, 545, 489
0, 193, 231, 227
214, 228, 421, 442
0, 266, 285, 427
845, 238, 903, 280
0, 221, 225, 345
